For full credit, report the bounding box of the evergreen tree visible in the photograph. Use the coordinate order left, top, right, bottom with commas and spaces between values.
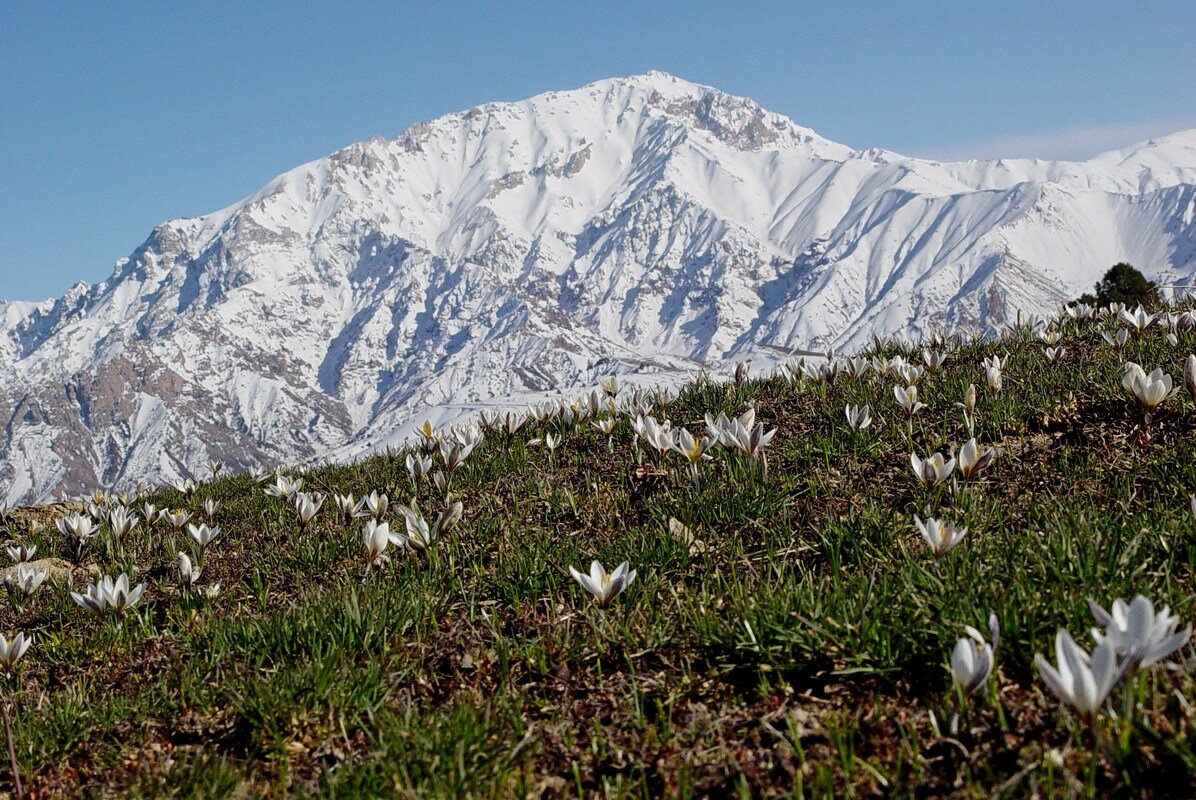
1075, 262, 1157, 307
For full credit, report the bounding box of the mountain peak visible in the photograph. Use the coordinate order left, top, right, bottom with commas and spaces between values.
2, 76, 1195, 504
591, 69, 708, 90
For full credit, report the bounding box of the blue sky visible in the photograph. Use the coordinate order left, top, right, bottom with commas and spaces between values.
2, 2, 1193, 300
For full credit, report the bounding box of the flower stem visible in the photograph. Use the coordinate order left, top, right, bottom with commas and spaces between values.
1, 700, 23, 800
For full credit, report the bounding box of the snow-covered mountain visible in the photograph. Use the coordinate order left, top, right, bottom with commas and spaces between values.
3, 71, 1196, 503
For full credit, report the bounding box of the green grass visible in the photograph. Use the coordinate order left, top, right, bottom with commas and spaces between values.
2, 308, 1196, 797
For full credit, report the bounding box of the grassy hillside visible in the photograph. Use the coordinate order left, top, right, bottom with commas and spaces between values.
2, 304, 1196, 798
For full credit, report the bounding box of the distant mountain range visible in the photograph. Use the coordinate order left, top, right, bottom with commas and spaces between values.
3, 71, 1195, 504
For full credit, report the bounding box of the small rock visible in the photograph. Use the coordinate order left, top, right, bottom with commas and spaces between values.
0, 557, 76, 587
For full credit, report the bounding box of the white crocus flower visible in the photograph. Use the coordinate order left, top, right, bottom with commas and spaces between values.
894, 385, 924, 416
439, 428, 481, 472
952, 614, 999, 694
910, 452, 955, 488
162, 510, 192, 531
704, 408, 757, 449
56, 513, 97, 557
406, 454, 433, 484
1119, 361, 1142, 393
362, 491, 389, 520
1035, 630, 1121, 716
591, 416, 618, 449
568, 560, 637, 608
881, 353, 904, 374
734, 360, 751, 385
985, 365, 1002, 395
437, 440, 467, 472
543, 432, 561, 453
1101, 329, 1131, 349
738, 422, 776, 463
957, 384, 977, 416
706, 407, 776, 466
798, 358, 836, 383
843, 357, 870, 378
362, 519, 395, 566
703, 411, 733, 447
531, 402, 554, 424
71, 573, 146, 617
591, 417, 617, 436
264, 474, 303, 501
201, 498, 220, 520
177, 552, 202, 589
1088, 595, 1191, 669
982, 354, 1009, 371
922, 349, 947, 370
415, 420, 438, 449
56, 512, 94, 540
6, 563, 47, 598
915, 516, 967, 559
107, 506, 139, 538
561, 400, 583, 426
399, 505, 434, 552
1120, 361, 1145, 391
334, 493, 367, 524
437, 501, 465, 538
671, 428, 712, 465
897, 363, 924, 385
454, 422, 485, 451
502, 410, 528, 436
392, 501, 462, 553
671, 428, 713, 487
1067, 302, 1094, 320
844, 404, 872, 432
1122, 361, 1175, 416
956, 384, 978, 431
0, 632, 32, 669
1119, 304, 1158, 334
957, 438, 995, 481
294, 492, 324, 529
1043, 346, 1066, 363
6, 543, 35, 563
187, 523, 220, 549
635, 414, 677, 460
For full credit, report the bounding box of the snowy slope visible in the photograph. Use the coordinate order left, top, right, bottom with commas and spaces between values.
3, 71, 1195, 503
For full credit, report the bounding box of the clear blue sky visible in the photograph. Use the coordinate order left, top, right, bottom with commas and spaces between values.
2, 1, 1193, 300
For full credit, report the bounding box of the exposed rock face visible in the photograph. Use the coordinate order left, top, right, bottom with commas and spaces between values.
2, 71, 1196, 503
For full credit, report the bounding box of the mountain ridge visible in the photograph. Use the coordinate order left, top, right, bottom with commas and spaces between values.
3, 71, 1195, 503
